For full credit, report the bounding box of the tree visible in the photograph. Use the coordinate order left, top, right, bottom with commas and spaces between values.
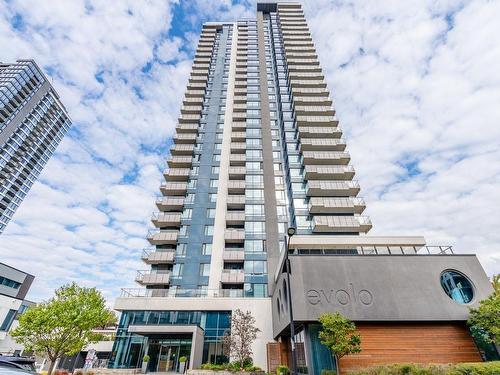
318, 312, 361, 375
468, 274, 500, 345
222, 309, 260, 369
11, 283, 115, 375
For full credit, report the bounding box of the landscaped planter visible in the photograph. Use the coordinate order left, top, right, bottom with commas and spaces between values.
188, 370, 265, 375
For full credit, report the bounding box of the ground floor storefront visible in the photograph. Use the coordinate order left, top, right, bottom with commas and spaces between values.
108, 310, 231, 371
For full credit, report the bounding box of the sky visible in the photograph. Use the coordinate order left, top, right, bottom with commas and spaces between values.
0, 0, 499, 303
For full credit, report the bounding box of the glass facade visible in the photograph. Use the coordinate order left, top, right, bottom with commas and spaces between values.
109, 310, 230, 369
0, 60, 71, 233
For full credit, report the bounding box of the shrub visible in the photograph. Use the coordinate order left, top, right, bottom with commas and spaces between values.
200, 363, 228, 371
179, 356, 188, 363
73, 370, 84, 375
276, 365, 289, 375
142, 354, 150, 362
321, 370, 337, 375
349, 362, 500, 375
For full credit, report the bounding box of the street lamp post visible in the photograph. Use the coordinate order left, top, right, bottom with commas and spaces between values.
285, 227, 298, 375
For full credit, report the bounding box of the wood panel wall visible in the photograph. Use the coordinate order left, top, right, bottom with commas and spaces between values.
340, 322, 482, 373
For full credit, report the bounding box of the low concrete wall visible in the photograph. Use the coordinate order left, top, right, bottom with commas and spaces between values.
73, 369, 139, 374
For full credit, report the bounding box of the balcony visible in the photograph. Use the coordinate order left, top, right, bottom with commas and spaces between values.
294, 105, 334, 117
225, 228, 245, 243
227, 180, 245, 194
230, 142, 246, 153
160, 182, 188, 195
173, 133, 197, 144
312, 215, 372, 233
141, 248, 175, 264
309, 197, 366, 214
231, 132, 246, 141
296, 115, 338, 127
228, 166, 246, 179
163, 168, 190, 181
226, 211, 245, 225
180, 105, 203, 114
231, 121, 246, 130
304, 165, 355, 180
300, 138, 346, 151
294, 96, 333, 106
306, 180, 360, 197
227, 195, 245, 209
183, 96, 204, 105
290, 79, 325, 89
135, 270, 171, 286
167, 156, 192, 168
221, 269, 245, 284
147, 229, 179, 245
170, 144, 194, 155
151, 212, 182, 228
302, 151, 350, 165
184, 89, 205, 98
230, 154, 246, 166
298, 126, 341, 138
155, 196, 184, 211
176, 124, 199, 133
223, 250, 245, 262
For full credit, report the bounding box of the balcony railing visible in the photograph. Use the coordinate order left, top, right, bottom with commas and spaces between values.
120, 288, 246, 298
289, 245, 455, 256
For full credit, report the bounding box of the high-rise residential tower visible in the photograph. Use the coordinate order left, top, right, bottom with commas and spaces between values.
0, 59, 71, 233
110, 2, 495, 373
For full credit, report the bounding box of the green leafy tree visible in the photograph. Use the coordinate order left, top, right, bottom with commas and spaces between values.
318, 312, 361, 375
468, 274, 500, 344
11, 283, 115, 375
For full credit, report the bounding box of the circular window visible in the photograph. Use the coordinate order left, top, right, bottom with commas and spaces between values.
440, 270, 474, 304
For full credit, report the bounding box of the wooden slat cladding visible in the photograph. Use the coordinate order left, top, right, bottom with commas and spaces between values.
267, 341, 290, 374
340, 322, 482, 373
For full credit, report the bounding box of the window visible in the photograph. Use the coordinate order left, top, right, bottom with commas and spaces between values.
209, 193, 217, 203
172, 264, 184, 277
246, 189, 264, 200
245, 205, 265, 216
245, 240, 265, 253
176, 244, 187, 257
0, 277, 20, 289
246, 175, 263, 186
200, 264, 211, 277
245, 221, 265, 234
246, 162, 262, 170
207, 209, 216, 218
440, 270, 474, 304
205, 226, 214, 235
202, 243, 212, 255
210, 179, 218, 188
182, 208, 192, 219
185, 193, 195, 203
244, 261, 267, 275
0, 309, 17, 331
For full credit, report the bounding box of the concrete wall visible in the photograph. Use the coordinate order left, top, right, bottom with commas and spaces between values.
272, 254, 493, 337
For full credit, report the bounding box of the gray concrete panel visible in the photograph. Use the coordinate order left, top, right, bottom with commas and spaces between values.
271, 255, 493, 337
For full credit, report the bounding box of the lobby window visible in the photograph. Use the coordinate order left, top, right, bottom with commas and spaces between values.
199, 264, 211, 277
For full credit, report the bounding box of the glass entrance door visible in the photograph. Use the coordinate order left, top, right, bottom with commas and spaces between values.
157, 344, 179, 372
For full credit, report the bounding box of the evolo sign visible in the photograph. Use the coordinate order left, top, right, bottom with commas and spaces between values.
306, 283, 373, 306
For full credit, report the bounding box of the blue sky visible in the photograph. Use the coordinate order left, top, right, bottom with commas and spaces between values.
0, 0, 499, 303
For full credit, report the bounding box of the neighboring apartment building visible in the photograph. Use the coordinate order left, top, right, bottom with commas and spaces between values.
109, 2, 495, 373
0, 262, 34, 355
0, 59, 71, 234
